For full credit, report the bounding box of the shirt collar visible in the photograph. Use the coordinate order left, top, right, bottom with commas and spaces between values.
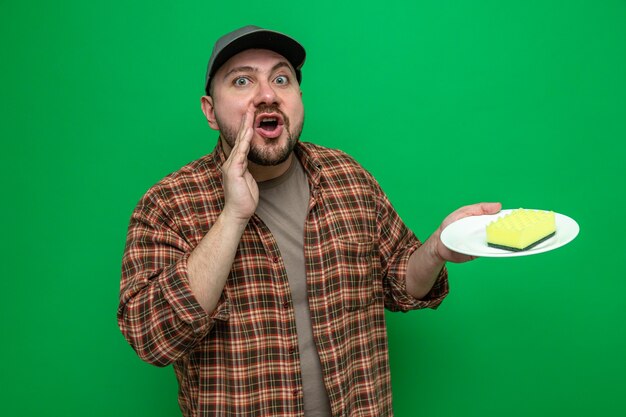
294, 142, 322, 189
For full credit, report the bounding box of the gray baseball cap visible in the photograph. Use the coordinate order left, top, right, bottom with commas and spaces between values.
205, 25, 306, 95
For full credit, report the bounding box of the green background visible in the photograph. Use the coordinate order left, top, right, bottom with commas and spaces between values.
2, 0, 625, 416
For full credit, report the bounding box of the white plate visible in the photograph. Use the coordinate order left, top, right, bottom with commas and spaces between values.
440, 209, 580, 257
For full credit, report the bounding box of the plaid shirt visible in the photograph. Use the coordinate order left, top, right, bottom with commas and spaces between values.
118, 141, 449, 417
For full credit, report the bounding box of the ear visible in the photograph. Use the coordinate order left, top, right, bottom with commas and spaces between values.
201, 96, 219, 130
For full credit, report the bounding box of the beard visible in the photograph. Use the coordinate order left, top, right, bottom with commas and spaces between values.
216, 104, 304, 166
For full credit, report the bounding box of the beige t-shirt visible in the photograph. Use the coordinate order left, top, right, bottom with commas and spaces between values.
255, 157, 332, 417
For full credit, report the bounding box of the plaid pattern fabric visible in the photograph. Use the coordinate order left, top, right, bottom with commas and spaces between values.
118, 142, 449, 417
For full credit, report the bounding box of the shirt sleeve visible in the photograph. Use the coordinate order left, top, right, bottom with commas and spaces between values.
373, 182, 449, 312
117, 192, 229, 367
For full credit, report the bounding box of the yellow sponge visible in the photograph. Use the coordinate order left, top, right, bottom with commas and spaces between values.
486, 209, 556, 251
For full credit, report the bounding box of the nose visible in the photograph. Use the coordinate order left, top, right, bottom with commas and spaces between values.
253, 79, 280, 107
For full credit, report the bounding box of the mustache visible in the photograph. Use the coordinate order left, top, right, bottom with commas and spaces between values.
254, 104, 290, 127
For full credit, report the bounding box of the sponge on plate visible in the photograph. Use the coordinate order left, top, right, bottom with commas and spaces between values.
486, 209, 556, 251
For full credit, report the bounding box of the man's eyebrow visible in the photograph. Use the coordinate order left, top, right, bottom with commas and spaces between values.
271, 61, 295, 75
222, 61, 295, 81
223, 66, 256, 80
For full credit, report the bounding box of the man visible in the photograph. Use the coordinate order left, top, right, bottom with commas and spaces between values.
118, 25, 500, 416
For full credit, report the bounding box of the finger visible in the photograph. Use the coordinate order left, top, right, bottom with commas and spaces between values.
227, 113, 248, 157
459, 202, 502, 217
233, 108, 255, 159
234, 125, 253, 163
441, 202, 502, 230
474, 202, 501, 215
224, 109, 255, 168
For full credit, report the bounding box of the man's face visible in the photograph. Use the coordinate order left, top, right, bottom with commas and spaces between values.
204, 49, 304, 166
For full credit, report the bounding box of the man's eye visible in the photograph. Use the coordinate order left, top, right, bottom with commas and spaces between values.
274, 75, 289, 85
234, 77, 249, 86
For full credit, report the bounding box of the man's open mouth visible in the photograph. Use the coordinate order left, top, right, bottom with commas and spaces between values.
259, 117, 279, 131
254, 113, 285, 138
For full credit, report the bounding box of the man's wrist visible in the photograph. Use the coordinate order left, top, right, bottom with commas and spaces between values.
425, 229, 447, 267
219, 207, 252, 231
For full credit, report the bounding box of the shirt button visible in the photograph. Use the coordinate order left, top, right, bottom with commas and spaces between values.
271, 256, 279, 263
288, 345, 296, 354
282, 300, 290, 309
292, 389, 300, 397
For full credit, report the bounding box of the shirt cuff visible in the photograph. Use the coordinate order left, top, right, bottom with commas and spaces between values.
158, 252, 230, 335
386, 245, 450, 312
415, 265, 449, 307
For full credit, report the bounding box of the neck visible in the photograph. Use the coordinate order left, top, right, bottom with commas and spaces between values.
248, 154, 294, 182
